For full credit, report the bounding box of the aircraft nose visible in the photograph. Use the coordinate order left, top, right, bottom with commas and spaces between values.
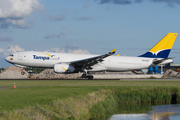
4, 56, 9, 62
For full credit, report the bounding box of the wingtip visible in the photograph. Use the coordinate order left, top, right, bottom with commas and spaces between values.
109, 49, 116, 54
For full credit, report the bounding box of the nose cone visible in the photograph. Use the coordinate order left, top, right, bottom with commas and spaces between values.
4, 56, 11, 63
5, 54, 15, 65
4, 56, 9, 62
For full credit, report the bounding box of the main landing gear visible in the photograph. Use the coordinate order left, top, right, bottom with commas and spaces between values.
81, 71, 94, 80
21, 68, 25, 75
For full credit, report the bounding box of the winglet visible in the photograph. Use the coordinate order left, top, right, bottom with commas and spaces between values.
109, 49, 116, 55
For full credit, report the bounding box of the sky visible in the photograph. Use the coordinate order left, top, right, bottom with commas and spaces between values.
1, 0, 180, 68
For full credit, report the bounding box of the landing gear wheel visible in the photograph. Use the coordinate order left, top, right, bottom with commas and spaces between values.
21, 71, 25, 75
81, 71, 94, 79
81, 74, 86, 78
88, 76, 93, 80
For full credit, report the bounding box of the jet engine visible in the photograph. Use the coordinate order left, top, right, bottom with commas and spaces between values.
54, 64, 75, 73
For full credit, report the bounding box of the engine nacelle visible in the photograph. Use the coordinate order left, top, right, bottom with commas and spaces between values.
54, 64, 75, 73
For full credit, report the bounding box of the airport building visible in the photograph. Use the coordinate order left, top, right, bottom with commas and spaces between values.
164, 63, 180, 72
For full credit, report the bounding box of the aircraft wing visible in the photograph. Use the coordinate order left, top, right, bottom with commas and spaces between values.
70, 49, 116, 67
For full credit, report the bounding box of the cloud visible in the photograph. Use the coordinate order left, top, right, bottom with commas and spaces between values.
97, 0, 141, 4
0, 45, 25, 57
97, 0, 180, 7
0, 0, 43, 28
63, 8, 67, 12
61, 29, 66, 35
44, 34, 60, 39
150, 0, 180, 7
44, 29, 66, 39
0, 48, 3, 52
0, 36, 13, 42
42, 8, 65, 21
46, 48, 65, 53
47, 44, 90, 54
64, 44, 79, 50
45, 13, 65, 21
106, 5, 110, 10
64, 44, 90, 54
150, 0, 180, 4
0, 44, 90, 59
83, 2, 90, 8
67, 49, 90, 54
75, 17, 92, 21
2, 29, 13, 33
5, 45, 25, 53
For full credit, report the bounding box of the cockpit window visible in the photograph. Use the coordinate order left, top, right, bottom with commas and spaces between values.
10, 54, 14, 57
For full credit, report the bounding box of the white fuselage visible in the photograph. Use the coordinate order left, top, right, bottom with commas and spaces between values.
5, 51, 155, 72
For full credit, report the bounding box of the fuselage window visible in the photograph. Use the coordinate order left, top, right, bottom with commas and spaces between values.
10, 54, 14, 57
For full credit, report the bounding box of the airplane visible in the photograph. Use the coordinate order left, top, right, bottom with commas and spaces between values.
5, 33, 178, 79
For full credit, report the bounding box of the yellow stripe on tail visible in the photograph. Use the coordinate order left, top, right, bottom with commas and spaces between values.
149, 33, 177, 53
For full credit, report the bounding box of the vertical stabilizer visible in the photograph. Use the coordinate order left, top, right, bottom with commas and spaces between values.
139, 33, 178, 58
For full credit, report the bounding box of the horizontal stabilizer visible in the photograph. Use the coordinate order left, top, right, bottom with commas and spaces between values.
153, 58, 173, 65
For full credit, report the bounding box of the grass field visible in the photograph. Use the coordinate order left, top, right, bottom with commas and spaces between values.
1, 80, 180, 111
1, 80, 180, 87
1, 80, 180, 119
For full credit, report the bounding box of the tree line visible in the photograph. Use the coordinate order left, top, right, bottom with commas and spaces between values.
0, 68, 4, 72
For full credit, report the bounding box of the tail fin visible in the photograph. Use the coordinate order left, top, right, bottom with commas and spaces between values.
139, 33, 178, 58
